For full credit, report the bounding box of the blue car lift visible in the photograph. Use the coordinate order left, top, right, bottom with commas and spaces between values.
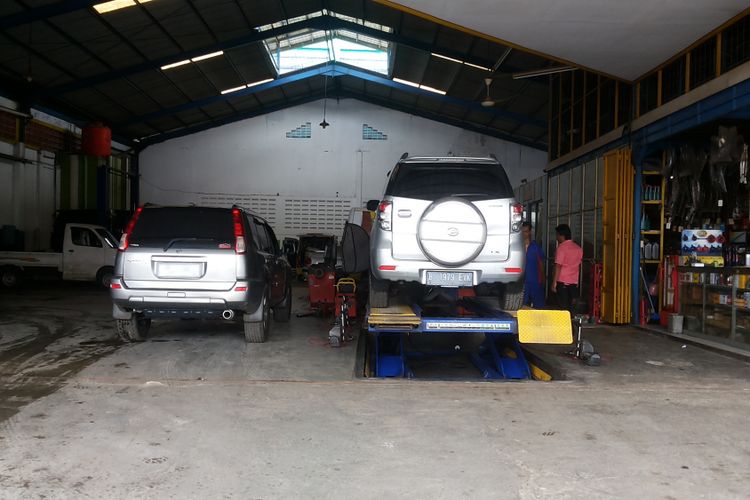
368, 299, 544, 380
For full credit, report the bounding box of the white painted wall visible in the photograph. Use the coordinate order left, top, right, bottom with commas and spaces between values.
139, 98, 547, 237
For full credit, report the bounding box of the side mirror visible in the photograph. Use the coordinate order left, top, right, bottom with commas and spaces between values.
366, 199, 380, 212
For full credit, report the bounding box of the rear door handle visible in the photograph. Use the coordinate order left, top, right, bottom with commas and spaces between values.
397, 209, 412, 218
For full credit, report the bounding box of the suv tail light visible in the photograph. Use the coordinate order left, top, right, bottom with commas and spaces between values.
377, 200, 392, 231
118, 206, 143, 251
511, 203, 523, 232
232, 208, 246, 254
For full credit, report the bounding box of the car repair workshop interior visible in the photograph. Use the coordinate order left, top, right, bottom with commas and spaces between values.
1, 1, 750, 498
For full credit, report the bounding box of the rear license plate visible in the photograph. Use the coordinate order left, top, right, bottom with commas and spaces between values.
154, 262, 204, 279
425, 271, 473, 286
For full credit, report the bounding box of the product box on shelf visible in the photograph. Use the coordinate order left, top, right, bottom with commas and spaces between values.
708, 292, 732, 305
711, 312, 732, 331
681, 229, 724, 257
677, 254, 724, 267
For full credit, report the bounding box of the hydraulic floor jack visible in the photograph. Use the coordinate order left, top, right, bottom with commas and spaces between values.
329, 278, 357, 348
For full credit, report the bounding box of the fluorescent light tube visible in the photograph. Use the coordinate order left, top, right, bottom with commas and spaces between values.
191, 51, 224, 62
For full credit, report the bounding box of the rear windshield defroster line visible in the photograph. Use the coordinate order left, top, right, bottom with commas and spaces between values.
384, 163, 513, 201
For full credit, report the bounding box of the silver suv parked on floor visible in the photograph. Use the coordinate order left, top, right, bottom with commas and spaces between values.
111, 205, 292, 343
369, 155, 525, 309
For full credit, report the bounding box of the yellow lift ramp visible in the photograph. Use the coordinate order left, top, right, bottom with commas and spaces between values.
367, 300, 572, 379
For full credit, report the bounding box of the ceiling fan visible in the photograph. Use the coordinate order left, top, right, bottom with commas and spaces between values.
479, 65, 576, 107
480, 77, 517, 107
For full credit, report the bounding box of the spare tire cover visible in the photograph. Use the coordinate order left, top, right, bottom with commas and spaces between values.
417, 197, 487, 267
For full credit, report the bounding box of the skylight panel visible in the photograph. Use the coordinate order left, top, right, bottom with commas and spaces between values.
267, 39, 331, 74
332, 38, 389, 75
336, 30, 390, 51
328, 11, 394, 33
263, 31, 390, 75
256, 11, 324, 32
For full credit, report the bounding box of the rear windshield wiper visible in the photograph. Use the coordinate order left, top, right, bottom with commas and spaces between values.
164, 238, 201, 252
449, 193, 488, 198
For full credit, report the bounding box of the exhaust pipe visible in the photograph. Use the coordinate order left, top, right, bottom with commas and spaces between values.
222, 309, 235, 320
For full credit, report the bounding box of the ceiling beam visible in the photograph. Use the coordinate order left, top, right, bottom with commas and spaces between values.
341, 91, 547, 151
0, 0, 99, 30
119, 63, 336, 126
38, 14, 538, 98
118, 62, 546, 128
325, 64, 545, 127
139, 92, 328, 147
36, 16, 324, 97
138, 87, 546, 151
31, 103, 134, 147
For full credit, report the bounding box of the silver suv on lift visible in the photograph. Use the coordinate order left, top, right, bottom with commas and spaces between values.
111, 205, 292, 343
369, 155, 525, 309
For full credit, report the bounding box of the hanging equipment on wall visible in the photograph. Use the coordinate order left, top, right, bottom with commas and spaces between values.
320, 75, 330, 129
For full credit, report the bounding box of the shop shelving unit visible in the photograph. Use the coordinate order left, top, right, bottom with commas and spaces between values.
640, 169, 666, 312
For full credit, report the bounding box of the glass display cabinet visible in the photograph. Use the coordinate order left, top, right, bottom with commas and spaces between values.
678, 266, 750, 346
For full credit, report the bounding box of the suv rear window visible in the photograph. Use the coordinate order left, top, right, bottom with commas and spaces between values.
130, 207, 234, 247
385, 162, 513, 201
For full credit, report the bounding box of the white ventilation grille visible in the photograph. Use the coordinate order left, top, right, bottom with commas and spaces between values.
195, 194, 356, 237
199, 194, 278, 225
284, 198, 352, 233
363, 124, 388, 140
286, 122, 312, 138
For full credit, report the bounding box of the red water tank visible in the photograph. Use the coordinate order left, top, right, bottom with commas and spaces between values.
81, 124, 111, 156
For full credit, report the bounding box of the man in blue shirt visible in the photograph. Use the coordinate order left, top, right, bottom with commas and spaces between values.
522, 221, 545, 308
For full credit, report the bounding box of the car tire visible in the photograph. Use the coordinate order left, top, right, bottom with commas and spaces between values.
273, 285, 292, 322
500, 281, 525, 311
115, 315, 151, 342
96, 266, 114, 290
1, 266, 23, 289
369, 272, 389, 308
244, 294, 270, 343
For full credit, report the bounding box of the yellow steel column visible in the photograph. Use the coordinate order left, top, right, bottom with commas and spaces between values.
602, 148, 634, 323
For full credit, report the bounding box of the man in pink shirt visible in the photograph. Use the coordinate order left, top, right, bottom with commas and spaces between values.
551, 223, 583, 314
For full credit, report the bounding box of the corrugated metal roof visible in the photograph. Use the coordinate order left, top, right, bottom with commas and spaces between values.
0, 0, 552, 150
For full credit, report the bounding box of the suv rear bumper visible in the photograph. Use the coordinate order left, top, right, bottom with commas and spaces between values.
110, 277, 257, 314
371, 246, 525, 285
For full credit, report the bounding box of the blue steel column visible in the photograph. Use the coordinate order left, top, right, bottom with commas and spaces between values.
631, 157, 642, 324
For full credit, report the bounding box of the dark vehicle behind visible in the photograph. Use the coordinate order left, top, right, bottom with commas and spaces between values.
111, 206, 292, 343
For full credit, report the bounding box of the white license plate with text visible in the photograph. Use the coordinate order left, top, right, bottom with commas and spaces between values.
425, 271, 473, 287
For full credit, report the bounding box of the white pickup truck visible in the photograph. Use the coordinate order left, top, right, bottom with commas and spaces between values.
0, 223, 118, 289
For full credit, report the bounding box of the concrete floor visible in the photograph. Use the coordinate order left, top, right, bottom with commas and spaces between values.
1, 282, 750, 499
